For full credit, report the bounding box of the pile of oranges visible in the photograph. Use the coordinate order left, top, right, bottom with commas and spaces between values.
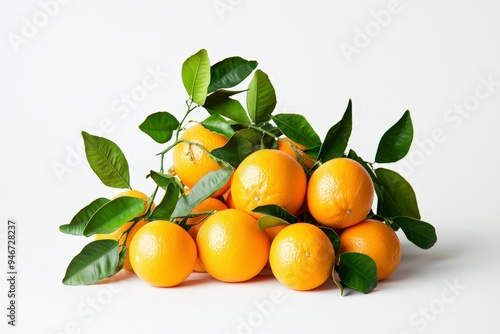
97, 124, 402, 291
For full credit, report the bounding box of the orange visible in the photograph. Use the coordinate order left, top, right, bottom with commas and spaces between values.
186, 198, 228, 272
231, 149, 307, 217
307, 158, 374, 229
340, 219, 401, 280
95, 190, 153, 271
269, 223, 335, 291
263, 224, 288, 269
129, 221, 197, 287
224, 190, 236, 209
172, 124, 230, 196
277, 137, 316, 168
196, 209, 270, 282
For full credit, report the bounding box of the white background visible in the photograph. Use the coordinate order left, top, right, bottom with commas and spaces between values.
1, 0, 500, 333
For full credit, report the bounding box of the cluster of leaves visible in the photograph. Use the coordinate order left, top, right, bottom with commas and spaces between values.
60, 49, 437, 294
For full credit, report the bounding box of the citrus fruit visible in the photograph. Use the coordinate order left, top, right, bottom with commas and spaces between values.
172, 123, 230, 196
231, 149, 307, 217
95, 189, 153, 271
277, 137, 316, 168
186, 198, 228, 273
129, 220, 197, 287
307, 157, 374, 229
196, 209, 270, 282
269, 223, 335, 291
263, 224, 288, 269
340, 219, 401, 280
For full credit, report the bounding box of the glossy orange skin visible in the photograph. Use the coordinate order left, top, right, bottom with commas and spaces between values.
307, 158, 374, 229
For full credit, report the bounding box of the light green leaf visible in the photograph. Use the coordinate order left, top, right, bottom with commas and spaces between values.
246, 70, 277, 123
182, 49, 211, 105
257, 216, 290, 230
82, 131, 131, 189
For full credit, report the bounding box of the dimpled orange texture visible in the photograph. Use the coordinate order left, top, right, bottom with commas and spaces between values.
231, 149, 307, 217
196, 209, 270, 282
307, 158, 374, 229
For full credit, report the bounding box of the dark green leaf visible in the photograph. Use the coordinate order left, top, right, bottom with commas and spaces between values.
149, 183, 180, 221
317, 100, 353, 162
202, 114, 235, 138
182, 49, 211, 105
208, 57, 258, 93
246, 70, 277, 123
257, 216, 290, 229
319, 226, 341, 256
59, 197, 110, 236
272, 114, 321, 148
375, 168, 420, 219
171, 169, 233, 218
82, 131, 131, 189
110, 245, 127, 276
392, 216, 437, 249
139, 111, 180, 144
338, 252, 378, 294
211, 129, 262, 168
83, 197, 146, 237
252, 205, 298, 224
149, 170, 184, 191
375, 110, 413, 163
62, 240, 120, 286
204, 91, 251, 125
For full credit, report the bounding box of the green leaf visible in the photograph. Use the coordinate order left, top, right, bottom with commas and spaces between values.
139, 111, 180, 144
208, 56, 258, 93
257, 216, 290, 230
319, 226, 341, 256
252, 205, 298, 224
149, 183, 180, 221
246, 70, 277, 123
272, 114, 321, 148
82, 131, 131, 189
110, 245, 127, 276
338, 252, 378, 294
211, 129, 262, 168
202, 114, 235, 138
204, 91, 251, 125
62, 240, 120, 286
171, 168, 233, 218
375, 110, 413, 163
392, 216, 437, 249
83, 197, 146, 237
317, 100, 353, 163
59, 197, 110, 236
375, 168, 420, 219
149, 170, 184, 191
182, 49, 211, 105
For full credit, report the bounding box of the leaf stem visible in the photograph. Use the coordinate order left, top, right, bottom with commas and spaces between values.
249, 124, 278, 138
